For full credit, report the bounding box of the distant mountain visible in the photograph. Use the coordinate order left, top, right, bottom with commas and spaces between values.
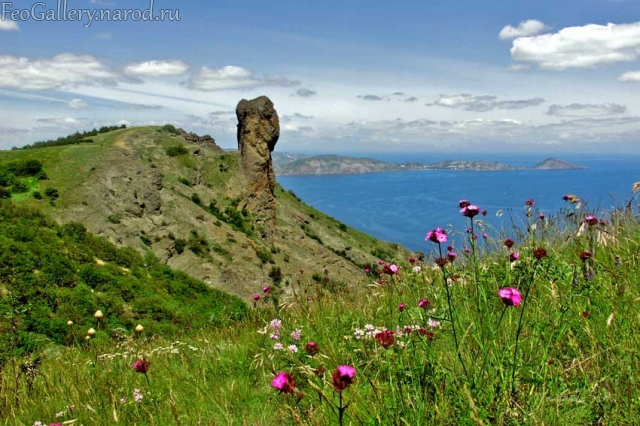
275, 154, 587, 176
533, 157, 587, 170
272, 152, 309, 167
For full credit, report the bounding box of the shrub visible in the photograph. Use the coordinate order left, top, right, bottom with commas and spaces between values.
191, 193, 202, 206
162, 124, 180, 134
178, 177, 191, 186
166, 145, 188, 157
11, 179, 29, 194
32, 191, 42, 200
44, 187, 59, 200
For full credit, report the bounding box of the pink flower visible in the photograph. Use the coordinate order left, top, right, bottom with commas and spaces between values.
364, 268, 370, 273
525, 199, 535, 206
482, 233, 489, 239
398, 303, 405, 312
382, 263, 399, 275
447, 245, 454, 252
459, 200, 470, 208
131, 359, 150, 374
461, 205, 480, 218
499, 288, 522, 307
482, 209, 488, 216
253, 294, 260, 301
509, 252, 519, 262
585, 215, 598, 226
464, 248, 471, 253
305, 341, 320, 355
332, 365, 356, 391
272, 372, 296, 394
418, 298, 430, 309
504, 238, 515, 248
426, 227, 447, 244
447, 252, 457, 261
262, 285, 272, 294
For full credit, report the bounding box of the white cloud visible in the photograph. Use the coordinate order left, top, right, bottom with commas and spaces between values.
189, 65, 300, 91
0, 53, 117, 90
67, 99, 90, 109
124, 60, 189, 77
96, 32, 112, 40
547, 103, 626, 117
510, 22, 640, 69
430, 94, 544, 111
294, 88, 317, 97
499, 20, 549, 40
507, 64, 530, 72
36, 117, 90, 127
0, 18, 19, 31
618, 70, 640, 82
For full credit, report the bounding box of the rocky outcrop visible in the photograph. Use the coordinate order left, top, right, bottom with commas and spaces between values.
181, 131, 224, 154
236, 96, 280, 237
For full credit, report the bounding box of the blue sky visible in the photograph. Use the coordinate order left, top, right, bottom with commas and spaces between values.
1, 0, 640, 152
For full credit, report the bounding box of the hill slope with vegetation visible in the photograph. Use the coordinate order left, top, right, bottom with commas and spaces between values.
0, 125, 407, 303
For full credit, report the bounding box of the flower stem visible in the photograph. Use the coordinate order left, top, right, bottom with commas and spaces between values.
438, 243, 469, 382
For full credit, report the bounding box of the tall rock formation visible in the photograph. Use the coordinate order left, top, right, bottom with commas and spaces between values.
236, 96, 280, 237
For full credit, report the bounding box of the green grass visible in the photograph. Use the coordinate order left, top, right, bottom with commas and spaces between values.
1, 196, 639, 425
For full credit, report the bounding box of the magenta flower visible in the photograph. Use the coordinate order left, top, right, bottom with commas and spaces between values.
585, 215, 598, 226
539, 213, 545, 220
504, 238, 515, 249
305, 341, 320, 355
464, 248, 471, 253
262, 285, 272, 294
461, 205, 480, 218
562, 194, 570, 201
499, 288, 522, 307
253, 294, 260, 301
426, 227, 447, 244
272, 372, 296, 394
364, 267, 370, 273
132, 359, 150, 374
398, 303, 405, 312
525, 199, 535, 206
447, 252, 457, 261
482, 209, 488, 216
447, 245, 454, 252
382, 263, 399, 275
482, 233, 489, 239
418, 298, 430, 309
459, 200, 470, 208
374, 330, 395, 349
332, 365, 356, 391
509, 252, 519, 262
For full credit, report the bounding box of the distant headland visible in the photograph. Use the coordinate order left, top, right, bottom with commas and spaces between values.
273, 154, 587, 176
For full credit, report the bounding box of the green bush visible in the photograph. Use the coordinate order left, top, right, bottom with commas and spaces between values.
166, 145, 188, 157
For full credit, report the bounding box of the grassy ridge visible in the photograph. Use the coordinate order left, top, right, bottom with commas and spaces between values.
1, 195, 638, 425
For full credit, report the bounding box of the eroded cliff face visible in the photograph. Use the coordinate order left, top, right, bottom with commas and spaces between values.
235, 96, 280, 237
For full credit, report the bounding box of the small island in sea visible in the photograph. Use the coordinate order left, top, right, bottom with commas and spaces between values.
273, 153, 587, 176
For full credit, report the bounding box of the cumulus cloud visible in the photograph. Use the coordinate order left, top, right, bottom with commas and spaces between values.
510, 22, 640, 69
67, 99, 90, 109
294, 88, 317, 97
189, 65, 300, 91
430, 94, 545, 112
0, 54, 117, 90
618, 70, 640, 82
499, 20, 549, 40
547, 103, 626, 117
124, 60, 189, 77
357, 94, 385, 101
0, 18, 19, 31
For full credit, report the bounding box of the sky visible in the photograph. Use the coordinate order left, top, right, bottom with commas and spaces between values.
1, 0, 640, 153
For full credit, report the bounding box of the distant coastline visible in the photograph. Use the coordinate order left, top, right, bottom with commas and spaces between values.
273, 153, 587, 176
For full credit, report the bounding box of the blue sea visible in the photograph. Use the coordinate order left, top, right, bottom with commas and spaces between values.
277, 153, 640, 252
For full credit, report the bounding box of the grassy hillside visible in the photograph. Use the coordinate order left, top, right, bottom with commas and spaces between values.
0, 200, 247, 355
0, 194, 638, 425
0, 126, 407, 301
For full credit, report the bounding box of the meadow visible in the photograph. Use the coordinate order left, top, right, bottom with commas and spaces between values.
1, 189, 640, 425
